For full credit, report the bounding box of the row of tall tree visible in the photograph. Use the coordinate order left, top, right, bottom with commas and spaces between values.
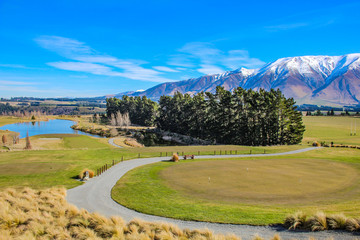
157, 87, 305, 145
106, 96, 157, 126
106, 87, 305, 145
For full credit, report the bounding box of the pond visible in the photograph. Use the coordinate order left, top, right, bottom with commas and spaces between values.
0, 119, 104, 138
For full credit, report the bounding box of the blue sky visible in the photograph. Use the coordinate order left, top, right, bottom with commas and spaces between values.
1, 0, 360, 98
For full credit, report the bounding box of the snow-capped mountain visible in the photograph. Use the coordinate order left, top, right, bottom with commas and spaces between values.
113, 54, 360, 106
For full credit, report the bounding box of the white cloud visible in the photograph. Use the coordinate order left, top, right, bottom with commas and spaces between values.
167, 54, 196, 68
153, 66, 179, 72
223, 50, 265, 69
47, 62, 116, 76
197, 65, 225, 75
35, 35, 175, 83
265, 22, 309, 31
0, 80, 38, 85
169, 42, 265, 75
35, 35, 265, 81
35, 36, 93, 57
0, 64, 30, 69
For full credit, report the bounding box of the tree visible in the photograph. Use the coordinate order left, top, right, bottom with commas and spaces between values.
24, 131, 32, 150
1, 135, 6, 145
110, 113, 116, 126
155, 87, 305, 146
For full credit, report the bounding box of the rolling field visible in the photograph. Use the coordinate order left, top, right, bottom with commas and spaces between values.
302, 116, 360, 145
2, 115, 360, 226
0, 135, 296, 190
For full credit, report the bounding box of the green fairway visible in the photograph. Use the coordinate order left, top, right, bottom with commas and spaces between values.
112, 147, 360, 225
302, 116, 360, 145
0, 131, 295, 189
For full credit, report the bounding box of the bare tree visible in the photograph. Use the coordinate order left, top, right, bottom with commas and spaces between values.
123, 112, 131, 127
95, 114, 101, 124
110, 113, 116, 126
115, 111, 123, 126
24, 131, 32, 150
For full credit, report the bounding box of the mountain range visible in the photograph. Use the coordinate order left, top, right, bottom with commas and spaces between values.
110, 54, 360, 106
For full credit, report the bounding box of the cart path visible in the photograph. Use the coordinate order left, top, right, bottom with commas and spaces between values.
108, 137, 123, 148
67, 147, 359, 240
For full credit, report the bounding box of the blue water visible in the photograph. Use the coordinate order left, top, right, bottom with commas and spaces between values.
0, 119, 105, 138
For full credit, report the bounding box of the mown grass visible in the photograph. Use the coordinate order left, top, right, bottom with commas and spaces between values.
0, 131, 298, 190
112, 147, 360, 225
302, 116, 360, 145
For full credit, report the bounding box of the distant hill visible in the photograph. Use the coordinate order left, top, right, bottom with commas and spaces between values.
112, 54, 360, 106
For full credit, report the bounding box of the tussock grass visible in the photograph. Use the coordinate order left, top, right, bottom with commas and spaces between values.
124, 138, 144, 148
171, 152, 179, 162
284, 211, 360, 232
0, 187, 300, 240
0, 187, 334, 240
78, 169, 94, 179
284, 211, 307, 230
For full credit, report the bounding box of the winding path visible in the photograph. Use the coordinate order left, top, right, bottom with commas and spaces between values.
67, 147, 358, 240
108, 137, 123, 148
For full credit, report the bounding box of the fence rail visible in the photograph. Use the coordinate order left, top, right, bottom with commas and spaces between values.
95, 149, 266, 176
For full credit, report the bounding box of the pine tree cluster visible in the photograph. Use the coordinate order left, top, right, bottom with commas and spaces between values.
157, 87, 305, 146
106, 87, 305, 146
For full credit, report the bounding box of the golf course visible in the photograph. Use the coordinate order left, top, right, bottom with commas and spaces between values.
1, 115, 360, 229
110, 116, 360, 225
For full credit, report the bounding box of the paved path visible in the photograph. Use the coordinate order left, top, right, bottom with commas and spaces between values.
67, 147, 359, 240
108, 137, 123, 148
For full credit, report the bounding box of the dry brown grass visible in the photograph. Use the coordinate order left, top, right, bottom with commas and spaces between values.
284, 211, 360, 232
0, 187, 322, 240
78, 169, 95, 179
171, 153, 179, 162
124, 138, 144, 148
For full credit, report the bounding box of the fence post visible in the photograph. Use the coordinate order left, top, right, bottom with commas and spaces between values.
113, 160, 115, 166
225, 150, 227, 155
160, 152, 162, 157
220, 150, 222, 155
121, 156, 124, 162
235, 150, 237, 155
214, 150, 216, 155
182, 151, 184, 156
198, 151, 200, 155
166, 152, 168, 157
138, 153, 140, 158
250, 150, 252, 155
264, 149, 266, 154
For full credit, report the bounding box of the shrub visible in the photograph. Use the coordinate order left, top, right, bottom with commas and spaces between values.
109, 128, 118, 137
124, 138, 144, 148
327, 214, 347, 230
284, 211, 307, 230
307, 212, 328, 231
312, 141, 321, 147
171, 153, 179, 162
1, 135, 6, 145
78, 169, 94, 179
345, 218, 360, 231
